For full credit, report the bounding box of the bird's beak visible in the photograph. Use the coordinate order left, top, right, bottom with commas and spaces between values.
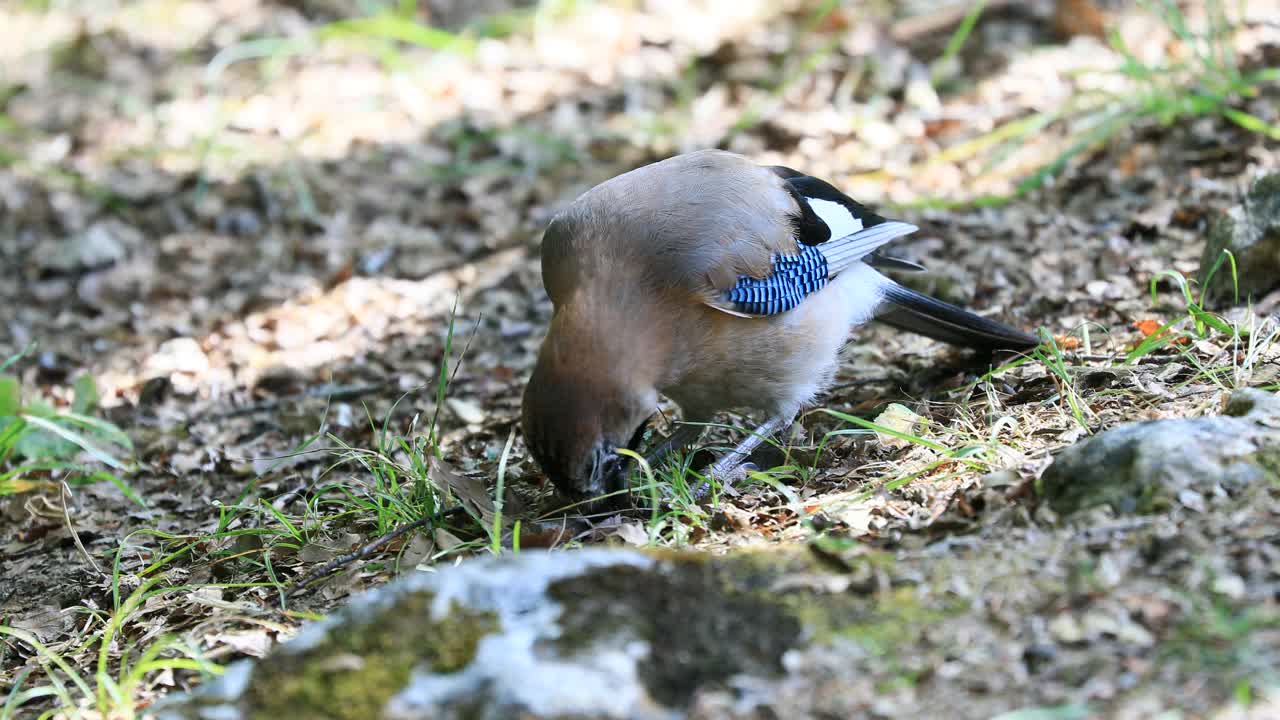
579, 446, 634, 515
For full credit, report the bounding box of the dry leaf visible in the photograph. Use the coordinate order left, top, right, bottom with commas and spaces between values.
612, 521, 649, 546
298, 543, 339, 564
1134, 319, 1190, 345
208, 630, 272, 657
719, 504, 755, 532
428, 457, 495, 525
873, 403, 922, 449
433, 528, 465, 552
1135, 319, 1164, 337
401, 532, 436, 568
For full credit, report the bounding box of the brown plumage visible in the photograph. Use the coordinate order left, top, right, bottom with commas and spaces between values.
521, 150, 1037, 505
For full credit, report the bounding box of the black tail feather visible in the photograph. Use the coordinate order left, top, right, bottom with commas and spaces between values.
876, 282, 1039, 352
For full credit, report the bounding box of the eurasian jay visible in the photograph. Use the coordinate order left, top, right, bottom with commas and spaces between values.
521, 149, 1037, 507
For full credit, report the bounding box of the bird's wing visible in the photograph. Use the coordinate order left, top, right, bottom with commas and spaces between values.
702, 167, 919, 318
767, 166, 925, 271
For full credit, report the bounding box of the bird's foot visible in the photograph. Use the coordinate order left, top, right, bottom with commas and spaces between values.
692, 460, 758, 500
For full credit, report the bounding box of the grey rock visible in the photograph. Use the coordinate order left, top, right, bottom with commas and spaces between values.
33, 219, 144, 273
150, 549, 828, 720
1038, 389, 1280, 515
425, 0, 538, 30
1198, 172, 1280, 307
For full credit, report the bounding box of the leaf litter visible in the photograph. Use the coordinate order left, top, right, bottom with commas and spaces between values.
1, 0, 1279, 717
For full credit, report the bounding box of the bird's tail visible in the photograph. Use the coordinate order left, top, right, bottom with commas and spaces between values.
875, 280, 1039, 352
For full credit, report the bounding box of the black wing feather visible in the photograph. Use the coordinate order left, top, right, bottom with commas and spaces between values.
768, 167, 921, 272
766, 165, 1035, 349
877, 282, 1039, 351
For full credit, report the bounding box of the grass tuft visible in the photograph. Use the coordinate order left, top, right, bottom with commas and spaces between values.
1, 344, 138, 505
889, 0, 1279, 209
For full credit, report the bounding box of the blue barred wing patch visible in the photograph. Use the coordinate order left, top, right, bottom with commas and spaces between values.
723, 242, 829, 315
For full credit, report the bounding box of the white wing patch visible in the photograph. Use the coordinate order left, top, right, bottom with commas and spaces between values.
807, 197, 864, 239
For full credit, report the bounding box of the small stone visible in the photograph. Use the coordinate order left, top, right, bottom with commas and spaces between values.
1096, 554, 1123, 589
34, 220, 138, 272
1198, 172, 1280, 306
1049, 613, 1085, 644
1022, 643, 1058, 674
215, 206, 263, 237
138, 376, 173, 407
146, 338, 210, 376
1114, 619, 1155, 648
1176, 488, 1206, 513
1082, 611, 1118, 640
1211, 574, 1246, 600
1038, 389, 1280, 516
446, 398, 485, 425
904, 63, 941, 115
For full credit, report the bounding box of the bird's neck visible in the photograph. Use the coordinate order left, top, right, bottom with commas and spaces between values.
546, 286, 672, 396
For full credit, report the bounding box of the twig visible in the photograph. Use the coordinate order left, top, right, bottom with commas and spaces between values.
285, 505, 467, 599
60, 482, 105, 578
1071, 354, 1175, 365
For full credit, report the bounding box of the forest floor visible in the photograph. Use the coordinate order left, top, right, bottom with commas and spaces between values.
2, 0, 1279, 718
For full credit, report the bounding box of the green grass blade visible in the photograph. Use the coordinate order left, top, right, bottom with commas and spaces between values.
491, 426, 517, 554
0, 375, 19, 416
203, 37, 312, 85
20, 415, 130, 471
933, 0, 986, 84
58, 412, 134, 451
0, 342, 35, 373
0, 626, 95, 701
816, 408, 949, 453
1125, 317, 1183, 362
320, 14, 471, 52
1221, 107, 1280, 140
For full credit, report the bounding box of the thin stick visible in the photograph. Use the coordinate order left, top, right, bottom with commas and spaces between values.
1072, 354, 1169, 364
285, 505, 466, 599
60, 482, 105, 578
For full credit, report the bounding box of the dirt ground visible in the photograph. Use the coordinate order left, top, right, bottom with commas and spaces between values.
2, 0, 1278, 717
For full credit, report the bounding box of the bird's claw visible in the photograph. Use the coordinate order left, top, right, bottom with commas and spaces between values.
692, 461, 758, 500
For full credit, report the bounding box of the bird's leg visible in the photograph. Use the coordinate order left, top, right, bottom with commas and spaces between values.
698, 412, 796, 497
642, 421, 706, 469
626, 421, 707, 512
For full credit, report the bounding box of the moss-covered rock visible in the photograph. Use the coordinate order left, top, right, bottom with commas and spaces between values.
152, 547, 961, 720
1038, 389, 1280, 515
1198, 172, 1280, 307
547, 554, 803, 706
244, 592, 497, 720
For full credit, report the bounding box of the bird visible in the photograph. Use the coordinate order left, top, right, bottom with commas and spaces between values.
520, 149, 1038, 509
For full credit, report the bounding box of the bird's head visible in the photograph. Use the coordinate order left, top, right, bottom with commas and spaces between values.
520, 307, 660, 510
521, 363, 655, 509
